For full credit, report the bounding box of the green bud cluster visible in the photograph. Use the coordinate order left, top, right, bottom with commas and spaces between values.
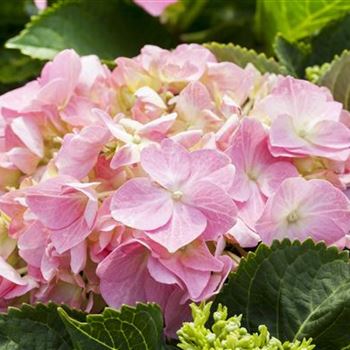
177, 302, 315, 350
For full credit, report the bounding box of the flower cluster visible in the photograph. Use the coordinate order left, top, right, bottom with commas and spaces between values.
0, 45, 349, 336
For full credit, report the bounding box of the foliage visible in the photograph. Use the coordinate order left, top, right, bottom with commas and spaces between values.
177, 302, 314, 350
0, 302, 165, 350
213, 239, 350, 350
6, 0, 174, 61
256, 0, 350, 50
274, 14, 350, 77
204, 42, 287, 74
0, 303, 85, 349
317, 50, 350, 110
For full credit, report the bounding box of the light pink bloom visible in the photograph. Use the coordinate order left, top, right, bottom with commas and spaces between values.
133, 0, 177, 16
226, 118, 298, 222
111, 139, 236, 252
203, 62, 256, 107
174, 81, 221, 133
138, 44, 216, 90
96, 109, 176, 169
256, 177, 350, 246
55, 124, 110, 179
131, 86, 167, 123
26, 176, 98, 253
255, 77, 350, 161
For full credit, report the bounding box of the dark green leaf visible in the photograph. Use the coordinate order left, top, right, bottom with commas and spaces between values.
6, 0, 175, 61
274, 15, 350, 78
317, 50, 350, 110
204, 42, 287, 74
213, 239, 350, 350
0, 49, 43, 84
274, 35, 310, 77
255, 0, 350, 49
59, 303, 165, 350
0, 303, 86, 350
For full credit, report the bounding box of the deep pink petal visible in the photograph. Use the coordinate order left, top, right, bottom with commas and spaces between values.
97, 240, 150, 307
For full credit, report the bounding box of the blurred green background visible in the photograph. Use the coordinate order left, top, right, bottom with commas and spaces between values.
1, 0, 350, 95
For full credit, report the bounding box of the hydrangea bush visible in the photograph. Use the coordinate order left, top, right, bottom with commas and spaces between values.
1, 1, 350, 349
0, 43, 350, 338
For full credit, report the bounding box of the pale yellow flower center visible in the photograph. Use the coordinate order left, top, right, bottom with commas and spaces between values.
172, 190, 183, 200
287, 210, 299, 223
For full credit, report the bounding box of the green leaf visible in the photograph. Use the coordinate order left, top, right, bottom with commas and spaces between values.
274, 35, 310, 77
203, 42, 287, 74
213, 239, 350, 350
0, 303, 86, 350
317, 50, 350, 110
0, 49, 43, 84
58, 303, 165, 350
6, 0, 175, 61
274, 15, 350, 78
256, 0, 350, 49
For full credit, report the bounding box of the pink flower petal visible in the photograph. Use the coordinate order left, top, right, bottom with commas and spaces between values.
11, 117, 43, 157
97, 240, 150, 307
111, 177, 173, 231
110, 143, 140, 169
186, 181, 237, 240
141, 139, 191, 189
145, 202, 207, 253
56, 125, 110, 179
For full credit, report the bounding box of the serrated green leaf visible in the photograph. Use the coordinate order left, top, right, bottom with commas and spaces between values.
213, 239, 350, 350
256, 0, 350, 49
274, 15, 350, 78
204, 42, 287, 74
0, 303, 86, 350
317, 50, 350, 110
6, 0, 174, 61
59, 303, 165, 350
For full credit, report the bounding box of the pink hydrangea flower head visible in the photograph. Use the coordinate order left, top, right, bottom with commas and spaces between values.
255, 77, 350, 161
25, 176, 98, 254
111, 139, 237, 252
256, 177, 350, 246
